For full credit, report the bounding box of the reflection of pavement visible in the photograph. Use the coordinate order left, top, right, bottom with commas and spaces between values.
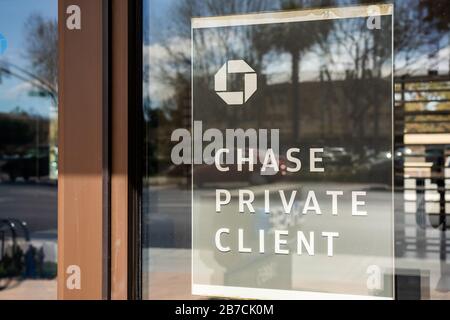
0, 182, 57, 233
143, 248, 200, 300
0, 279, 56, 300
143, 182, 450, 298
143, 185, 191, 248
0, 182, 57, 298
143, 248, 450, 300
0, 182, 57, 262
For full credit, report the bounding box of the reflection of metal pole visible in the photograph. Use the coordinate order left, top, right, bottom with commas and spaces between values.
0, 231, 4, 259
437, 203, 450, 292
36, 114, 40, 181
0, 220, 17, 255
35, 116, 39, 180
416, 190, 426, 257
437, 155, 450, 292
319, 70, 325, 141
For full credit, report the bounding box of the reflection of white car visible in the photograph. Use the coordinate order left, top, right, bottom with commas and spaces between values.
322, 147, 352, 167
368, 152, 392, 166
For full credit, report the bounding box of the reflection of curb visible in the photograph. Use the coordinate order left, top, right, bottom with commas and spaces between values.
0, 180, 57, 187
31, 179, 58, 187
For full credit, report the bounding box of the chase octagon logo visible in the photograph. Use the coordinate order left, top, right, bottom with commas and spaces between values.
214, 60, 257, 106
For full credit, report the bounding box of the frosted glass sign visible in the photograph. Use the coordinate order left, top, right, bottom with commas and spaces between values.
188, 4, 394, 299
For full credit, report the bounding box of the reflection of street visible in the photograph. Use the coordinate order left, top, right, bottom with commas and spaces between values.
143, 184, 191, 248
0, 181, 57, 296
0, 182, 56, 233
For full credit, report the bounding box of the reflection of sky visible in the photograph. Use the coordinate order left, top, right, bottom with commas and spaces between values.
145, 0, 449, 108
145, 0, 173, 45
0, 0, 57, 116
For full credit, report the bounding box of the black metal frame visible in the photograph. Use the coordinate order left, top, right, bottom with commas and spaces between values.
102, 0, 112, 300
395, 75, 450, 299
128, 0, 144, 300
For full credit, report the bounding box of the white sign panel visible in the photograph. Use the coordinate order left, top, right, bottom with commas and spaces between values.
191, 4, 394, 300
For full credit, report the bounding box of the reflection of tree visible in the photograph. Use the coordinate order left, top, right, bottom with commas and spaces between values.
145, 0, 449, 163
148, 0, 274, 89
0, 61, 56, 107
143, 74, 190, 176
145, 0, 275, 175
148, 0, 335, 141
0, 110, 49, 155
24, 14, 58, 180
269, 0, 334, 143
419, 0, 450, 75
420, 0, 450, 32
0, 14, 58, 107
0, 14, 58, 179
318, 8, 391, 156
394, 0, 448, 75
24, 14, 58, 105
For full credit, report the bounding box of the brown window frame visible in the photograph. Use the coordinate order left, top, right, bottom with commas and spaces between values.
58, 0, 142, 300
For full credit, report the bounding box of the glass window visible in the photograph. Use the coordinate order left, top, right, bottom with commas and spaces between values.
142, 0, 450, 300
0, 0, 57, 299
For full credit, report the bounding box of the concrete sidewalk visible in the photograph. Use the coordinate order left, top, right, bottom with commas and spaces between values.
0, 279, 56, 300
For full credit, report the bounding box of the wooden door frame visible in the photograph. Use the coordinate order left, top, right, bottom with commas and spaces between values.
58, 0, 142, 300
58, 0, 110, 300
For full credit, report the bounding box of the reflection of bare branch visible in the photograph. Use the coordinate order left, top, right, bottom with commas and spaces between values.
0, 13, 59, 108
23, 14, 58, 95
148, 0, 273, 81
0, 61, 57, 107
394, 0, 448, 75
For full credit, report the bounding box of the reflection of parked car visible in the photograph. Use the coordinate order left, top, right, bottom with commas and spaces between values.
395, 147, 444, 168
1, 147, 49, 182
322, 147, 352, 167
355, 151, 392, 184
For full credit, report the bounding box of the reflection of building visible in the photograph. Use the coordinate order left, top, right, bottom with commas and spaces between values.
195, 77, 392, 149
395, 74, 450, 293
260, 79, 391, 144
0, 111, 53, 181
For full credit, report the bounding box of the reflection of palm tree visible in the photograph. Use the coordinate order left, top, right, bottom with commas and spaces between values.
268, 0, 334, 143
